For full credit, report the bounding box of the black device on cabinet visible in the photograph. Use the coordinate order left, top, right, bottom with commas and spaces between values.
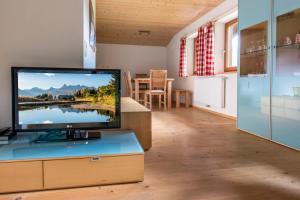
11, 67, 121, 140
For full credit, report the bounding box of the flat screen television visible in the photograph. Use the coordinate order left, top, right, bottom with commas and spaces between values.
11, 67, 121, 133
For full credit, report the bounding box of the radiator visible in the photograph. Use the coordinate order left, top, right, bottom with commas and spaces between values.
193, 76, 226, 108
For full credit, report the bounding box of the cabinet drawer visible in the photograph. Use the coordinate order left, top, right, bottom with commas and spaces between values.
43, 154, 144, 189
0, 161, 43, 193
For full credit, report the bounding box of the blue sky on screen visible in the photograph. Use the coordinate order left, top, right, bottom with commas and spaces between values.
18, 72, 113, 90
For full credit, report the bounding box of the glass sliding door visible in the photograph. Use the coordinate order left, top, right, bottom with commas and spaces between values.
238, 0, 272, 139
272, 1, 300, 149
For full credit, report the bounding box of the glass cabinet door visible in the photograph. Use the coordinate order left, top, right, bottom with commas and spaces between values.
238, 0, 272, 139
240, 22, 268, 76
272, 1, 300, 149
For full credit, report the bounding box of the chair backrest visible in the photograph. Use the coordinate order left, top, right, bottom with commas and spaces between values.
124, 71, 133, 98
150, 70, 167, 91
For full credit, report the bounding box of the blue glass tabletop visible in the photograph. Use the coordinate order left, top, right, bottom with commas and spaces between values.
0, 131, 144, 161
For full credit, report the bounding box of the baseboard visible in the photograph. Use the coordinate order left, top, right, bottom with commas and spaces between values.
192, 105, 237, 120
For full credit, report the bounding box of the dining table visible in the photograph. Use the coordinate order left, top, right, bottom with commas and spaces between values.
134, 78, 175, 109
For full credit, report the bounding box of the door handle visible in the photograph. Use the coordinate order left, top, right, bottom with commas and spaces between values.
90, 156, 101, 162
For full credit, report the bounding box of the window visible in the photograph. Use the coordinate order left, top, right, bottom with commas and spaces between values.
225, 19, 238, 72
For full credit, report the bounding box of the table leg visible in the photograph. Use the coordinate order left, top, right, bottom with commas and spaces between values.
135, 80, 139, 102
176, 91, 180, 108
185, 92, 190, 108
167, 81, 172, 109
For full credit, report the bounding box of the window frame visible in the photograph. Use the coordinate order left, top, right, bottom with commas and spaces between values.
224, 18, 238, 72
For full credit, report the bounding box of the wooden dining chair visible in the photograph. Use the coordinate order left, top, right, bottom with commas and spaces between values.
144, 70, 167, 110
124, 71, 145, 103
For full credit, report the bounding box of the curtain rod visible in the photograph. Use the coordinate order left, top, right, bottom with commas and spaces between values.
184, 8, 238, 39
185, 21, 216, 39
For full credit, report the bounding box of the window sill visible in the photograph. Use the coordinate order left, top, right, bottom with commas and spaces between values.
224, 66, 237, 73
222, 71, 237, 75
190, 75, 227, 79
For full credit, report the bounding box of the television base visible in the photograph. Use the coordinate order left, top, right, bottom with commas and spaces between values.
35, 130, 101, 143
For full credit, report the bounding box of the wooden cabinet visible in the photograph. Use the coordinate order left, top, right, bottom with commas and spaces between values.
0, 131, 144, 193
0, 161, 43, 193
44, 155, 144, 189
0, 155, 144, 193
121, 97, 152, 150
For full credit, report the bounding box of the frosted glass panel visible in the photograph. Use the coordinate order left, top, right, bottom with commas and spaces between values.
238, 0, 271, 139
272, 6, 300, 149
238, 78, 270, 139
238, 26, 271, 138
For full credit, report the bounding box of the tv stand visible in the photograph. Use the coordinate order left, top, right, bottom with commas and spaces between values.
0, 130, 144, 193
34, 129, 101, 143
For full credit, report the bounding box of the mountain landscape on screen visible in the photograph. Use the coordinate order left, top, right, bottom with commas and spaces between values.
17, 72, 117, 125
18, 84, 95, 97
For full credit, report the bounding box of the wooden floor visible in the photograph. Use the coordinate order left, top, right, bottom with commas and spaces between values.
1, 108, 300, 200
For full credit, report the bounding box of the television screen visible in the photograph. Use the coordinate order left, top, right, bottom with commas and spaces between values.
12, 67, 121, 132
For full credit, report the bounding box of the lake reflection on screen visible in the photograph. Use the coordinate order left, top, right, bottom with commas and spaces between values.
19, 105, 112, 125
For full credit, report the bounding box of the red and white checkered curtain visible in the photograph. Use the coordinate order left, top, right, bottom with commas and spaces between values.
195, 26, 205, 76
195, 22, 215, 76
205, 22, 215, 76
179, 37, 188, 78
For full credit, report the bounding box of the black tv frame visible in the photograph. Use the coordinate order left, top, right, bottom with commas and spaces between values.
11, 67, 121, 133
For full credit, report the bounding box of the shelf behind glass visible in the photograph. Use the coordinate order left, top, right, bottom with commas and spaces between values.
240, 21, 268, 77
240, 74, 268, 78
276, 43, 300, 49
240, 49, 268, 57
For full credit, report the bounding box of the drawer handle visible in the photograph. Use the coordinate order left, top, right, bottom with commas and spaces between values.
90, 157, 101, 162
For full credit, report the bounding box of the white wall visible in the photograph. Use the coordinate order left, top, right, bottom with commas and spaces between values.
192, 73, 237, 117
83, 0, 96, 68
96, 43, 167, 95
0, 0, 84, 127
166, 0, 238, 117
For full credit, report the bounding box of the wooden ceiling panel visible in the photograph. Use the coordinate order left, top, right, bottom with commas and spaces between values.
96, 0, 224, 46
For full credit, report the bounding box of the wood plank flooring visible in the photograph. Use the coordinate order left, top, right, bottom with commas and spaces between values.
1, 108, 300, 200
